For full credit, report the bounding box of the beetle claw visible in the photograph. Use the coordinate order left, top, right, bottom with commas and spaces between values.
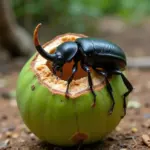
108, 105, 114, 115
59, 69, 63, 78
91, 102, 96, 108
108, 110, 113, 115
52, 67, 56, 75
121, 107, 126, 118
65, 93, 70, 99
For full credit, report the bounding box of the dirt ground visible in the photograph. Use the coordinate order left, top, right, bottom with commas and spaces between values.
1, 19, 150, 150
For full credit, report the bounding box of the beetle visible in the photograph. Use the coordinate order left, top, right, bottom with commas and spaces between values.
33, 23, 133, 117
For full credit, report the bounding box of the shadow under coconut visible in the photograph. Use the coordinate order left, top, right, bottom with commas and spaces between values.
37, 140, 115, 150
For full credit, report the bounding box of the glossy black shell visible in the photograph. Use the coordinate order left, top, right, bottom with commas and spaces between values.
75, 38, 126, 70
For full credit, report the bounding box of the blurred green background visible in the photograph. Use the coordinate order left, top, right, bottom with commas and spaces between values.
0, 0, 150, 62
11, 0, 150, 34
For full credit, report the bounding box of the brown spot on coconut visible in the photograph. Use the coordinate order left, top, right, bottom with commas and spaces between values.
71, 132, 88, 143
16, 33, 128, 146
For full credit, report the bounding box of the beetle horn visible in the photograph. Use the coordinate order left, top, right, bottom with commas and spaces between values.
33, 23, 56, 61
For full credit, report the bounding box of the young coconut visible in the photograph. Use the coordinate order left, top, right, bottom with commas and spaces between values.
16, 25, 130, 146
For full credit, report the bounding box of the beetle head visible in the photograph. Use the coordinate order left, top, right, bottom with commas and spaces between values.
52, 42, 78, 74
33, 23, 78, 76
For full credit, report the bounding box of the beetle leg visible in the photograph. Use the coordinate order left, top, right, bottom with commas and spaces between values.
52, 65, 56, 75
93, 68, 115, 115
65, 62, 78, 98
110, 70, 133, 117
81, 63, 96, 107
77, 140, 83, 150
59, 68, 63, 78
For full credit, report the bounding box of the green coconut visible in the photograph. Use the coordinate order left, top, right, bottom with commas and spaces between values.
16, 33, 128, 146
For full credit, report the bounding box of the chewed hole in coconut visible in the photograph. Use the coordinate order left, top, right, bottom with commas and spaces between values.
32, 33, 105, 98
46, 60, 89, 81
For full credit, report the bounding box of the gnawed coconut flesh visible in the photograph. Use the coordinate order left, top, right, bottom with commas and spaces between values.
31, 33, 105, 98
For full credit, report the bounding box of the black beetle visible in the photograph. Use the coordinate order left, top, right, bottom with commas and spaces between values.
33, 23, 133, 117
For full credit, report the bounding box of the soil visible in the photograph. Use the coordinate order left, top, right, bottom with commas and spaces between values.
1, 19, 150, 150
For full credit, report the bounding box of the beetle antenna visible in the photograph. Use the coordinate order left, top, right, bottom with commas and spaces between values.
33, 23, 56, 61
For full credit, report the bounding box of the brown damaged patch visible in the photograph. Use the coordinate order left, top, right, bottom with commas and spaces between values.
31, 85, 35, 91
71, 132, 89, 144
31, 33, 106, 98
